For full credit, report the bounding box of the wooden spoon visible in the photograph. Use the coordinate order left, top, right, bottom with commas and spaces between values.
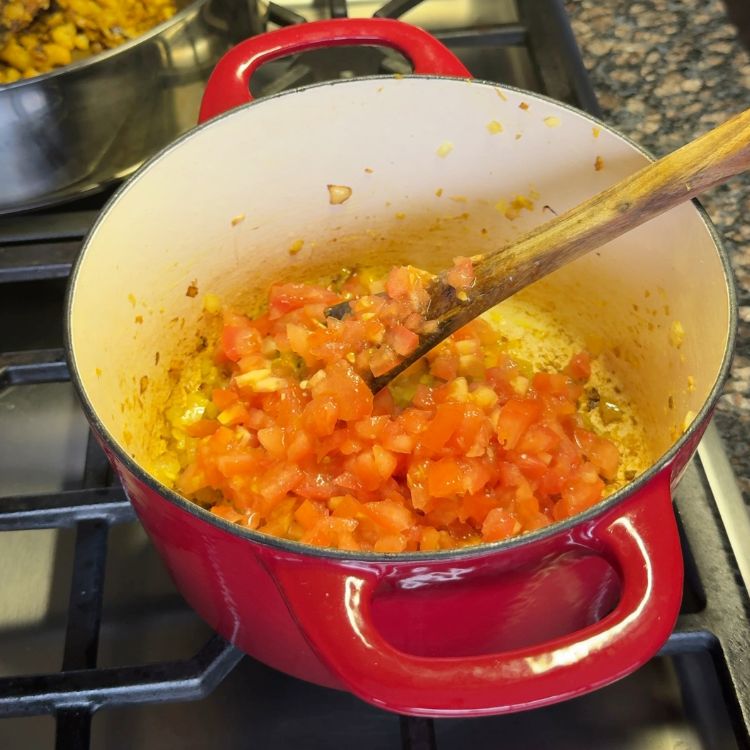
328, 107, 750, 393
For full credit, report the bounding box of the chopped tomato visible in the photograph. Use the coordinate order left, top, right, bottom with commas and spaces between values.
220, 323, 261, 361
302, 396, 339, 437
311, 360, 372, 422
388, 324, 420, 357
369, 345, 401, 378
496, 397, 542, 449
445, 256, 475, 291
268, 283, 338, 319
211, 503, 243, 524
185, 419, 219, 438
565, 351, 592, 381
168, 261, 627, 553
294, 499, 328, 530
482, 507, 516, 542
427, 457, 464, 497
430, 354, 458, 381
385, 266, 413, 300
574, 428, 620, 481
212, 387, 238, 410
420, 402, 465, 453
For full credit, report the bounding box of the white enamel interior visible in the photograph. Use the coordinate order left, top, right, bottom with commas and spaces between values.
69, 77, 732, 470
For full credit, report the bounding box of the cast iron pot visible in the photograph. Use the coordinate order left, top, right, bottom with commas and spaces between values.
66, 19, 736, 717
0, 0, 260, 214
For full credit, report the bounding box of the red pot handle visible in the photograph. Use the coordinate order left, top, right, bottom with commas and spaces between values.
268, 471, 682, 716
199, 18, 471, 123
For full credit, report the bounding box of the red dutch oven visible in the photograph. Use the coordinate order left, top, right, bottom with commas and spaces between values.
65, 19, 736, 716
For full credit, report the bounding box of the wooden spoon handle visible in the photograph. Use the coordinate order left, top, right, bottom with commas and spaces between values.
429, 107, 750, 325
367, 108, 750, 392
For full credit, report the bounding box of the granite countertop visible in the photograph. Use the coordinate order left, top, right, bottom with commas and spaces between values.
563, 0, 750, 501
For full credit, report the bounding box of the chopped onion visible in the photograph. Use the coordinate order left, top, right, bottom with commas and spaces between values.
327, 184, 352, 205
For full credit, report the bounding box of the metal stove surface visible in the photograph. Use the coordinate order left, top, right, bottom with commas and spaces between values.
0, 1, 749, 748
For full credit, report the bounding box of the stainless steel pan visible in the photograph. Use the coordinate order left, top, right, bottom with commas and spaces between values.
0, 0, 260, 213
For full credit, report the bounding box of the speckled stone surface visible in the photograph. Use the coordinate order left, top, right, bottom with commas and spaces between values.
563, 0, 750, 500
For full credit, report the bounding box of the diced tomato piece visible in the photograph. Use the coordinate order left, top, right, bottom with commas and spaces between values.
427, 457, 464, 497
516, 423, 560, 454
302, 396, 339, 437
512, 452, 550, 481
185, 419, 219, 438
220, 324, 262, 361
532, 372, 571, 397
352, 450, 383, 491
425, 497, 460, 528
354, 416, 389, 441
373, 534, 408, 553
212, 387, 238, 410
498, 461, 525, 487
211, 503, 243, 523
430, 354, 458, 381
257, 426, 285, 458
312, 361, 373, 422
372, 387, 395, 416
287, 430, 314, 463
296, 472, 337, 500
481, 507, 516, 542
330, 494, 363, 517
216, 453, 258, 477
372, 445, 398, 480
245, 408, 273, 431
301, 516, 347, 548
565, 351, 591, 381
400, 408, 430, 436
268, 283, 338, 319
381, 423, 414, 454
286, 323, 313, 362
420, 402, 465, 453
460, 492, 497, 525
388, 324, 420, 357
453, 407, 491, 456
574, 428, 620, 481
419, 526, 442, 551
524, 512, 553, 531
339, 433, 365, 456
385, 266, 412, 299
294, 499, 328, 530
176, 463, 206, 495
554, 465, 605, 520
410, 384, 434, 409
369, 345, 401, 378
364, 499, 413, 533
445, 256, 475, 291
257, 463, 302, 501
496, 397, 542, 449
463, 459, 492, 494
514, 492, 541, 528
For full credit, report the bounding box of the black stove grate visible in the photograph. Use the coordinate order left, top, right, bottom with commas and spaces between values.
1, 1, 749, 749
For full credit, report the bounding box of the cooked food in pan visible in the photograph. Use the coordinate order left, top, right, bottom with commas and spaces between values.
0, 0, 176, 83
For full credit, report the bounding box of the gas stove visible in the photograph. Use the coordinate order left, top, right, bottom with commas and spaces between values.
1, 1, 749, 748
